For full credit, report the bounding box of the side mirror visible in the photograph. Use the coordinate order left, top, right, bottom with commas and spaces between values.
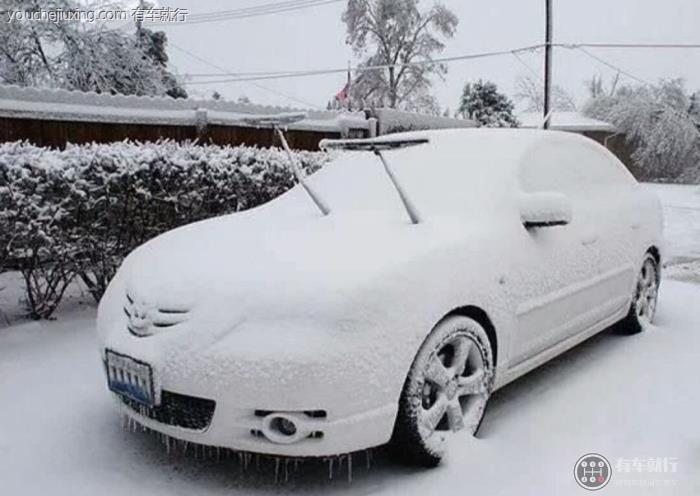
519, 192, 572, 228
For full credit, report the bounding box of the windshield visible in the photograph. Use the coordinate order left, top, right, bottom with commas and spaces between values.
307, 151, 418, 218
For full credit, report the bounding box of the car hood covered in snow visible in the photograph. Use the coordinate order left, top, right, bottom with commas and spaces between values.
116, 197, 468, 324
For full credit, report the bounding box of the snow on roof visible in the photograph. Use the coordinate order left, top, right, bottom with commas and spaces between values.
0, 84, 369, 132
518, 111, 616, 133
371, 108, 476, 134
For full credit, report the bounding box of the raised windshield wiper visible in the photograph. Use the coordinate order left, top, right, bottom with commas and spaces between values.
319, 137, 429, 225
240, 113, 331, 216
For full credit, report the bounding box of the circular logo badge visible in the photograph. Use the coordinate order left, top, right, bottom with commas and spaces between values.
574, 453, 612, 491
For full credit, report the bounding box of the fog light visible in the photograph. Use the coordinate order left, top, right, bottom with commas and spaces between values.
261, 413, 308, 444
274, 417, 297, 437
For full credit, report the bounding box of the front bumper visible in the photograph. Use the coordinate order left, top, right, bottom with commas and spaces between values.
117, 391, 397, 457
100, 318, 406, 457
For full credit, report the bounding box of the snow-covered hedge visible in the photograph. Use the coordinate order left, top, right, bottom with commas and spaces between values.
0, 140, 329, 319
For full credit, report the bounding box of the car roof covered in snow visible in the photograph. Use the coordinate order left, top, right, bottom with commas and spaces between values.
295, 128, 613, 220
384, 127, 585, 154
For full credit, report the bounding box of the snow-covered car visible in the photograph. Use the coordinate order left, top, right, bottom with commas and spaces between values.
97, 128, 663, 467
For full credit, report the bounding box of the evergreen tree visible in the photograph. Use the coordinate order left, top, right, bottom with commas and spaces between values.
137, 28, 187, 99
457, 80, 519, 127
689, 91, 700, 124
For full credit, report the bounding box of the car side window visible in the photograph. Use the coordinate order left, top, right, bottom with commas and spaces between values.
519, 140, 635, 196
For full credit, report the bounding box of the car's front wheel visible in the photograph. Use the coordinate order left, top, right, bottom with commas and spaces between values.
390, 315, 494, 467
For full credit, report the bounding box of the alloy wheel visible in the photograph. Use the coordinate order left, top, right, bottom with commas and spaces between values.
417, 333, 490, 438
635, 258, 659, 324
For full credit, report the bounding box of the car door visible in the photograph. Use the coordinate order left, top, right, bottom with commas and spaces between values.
558, 142, 639, 326
507, 138, 635, 366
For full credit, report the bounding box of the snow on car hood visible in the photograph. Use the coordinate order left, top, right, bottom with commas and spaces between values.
114, 187, 465, 328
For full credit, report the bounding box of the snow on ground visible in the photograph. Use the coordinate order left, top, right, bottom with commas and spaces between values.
645, 183, 700, 283
646, 183, 700, 264
1, 183, 699, 495
0, 281, 698, 495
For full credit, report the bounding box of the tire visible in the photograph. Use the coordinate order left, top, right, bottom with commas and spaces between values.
390, 315, 495, 467
615, 253, 660, 335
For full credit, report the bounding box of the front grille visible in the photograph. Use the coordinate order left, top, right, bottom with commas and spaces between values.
124, 292, 189, 338
119, 390, 216, 431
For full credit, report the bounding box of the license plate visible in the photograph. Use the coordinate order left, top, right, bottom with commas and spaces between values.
105, 350, 155, 407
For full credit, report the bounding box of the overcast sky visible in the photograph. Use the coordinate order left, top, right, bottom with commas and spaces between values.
153, 0, 700, 112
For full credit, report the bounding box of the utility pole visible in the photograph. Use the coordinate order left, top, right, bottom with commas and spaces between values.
543, 0, 553, 129
135, 0, 146, 33
346, 60, 352, 111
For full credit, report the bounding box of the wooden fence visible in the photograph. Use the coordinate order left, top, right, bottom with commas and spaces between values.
0, 116, 343, 151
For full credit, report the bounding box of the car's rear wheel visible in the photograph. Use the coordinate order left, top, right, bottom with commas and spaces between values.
616, 253, 660, 335
390, 316, 494, 467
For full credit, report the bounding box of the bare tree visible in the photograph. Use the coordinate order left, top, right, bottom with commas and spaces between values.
514, 74, 577, 112
342, 0, 458, 111
585, 73, 619, 99
0, 0, 180, 96
0, 0, 62, 87
57, 25, 166, 95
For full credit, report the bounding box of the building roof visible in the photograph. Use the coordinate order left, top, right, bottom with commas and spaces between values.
518, 111, 616, 133
0, 84, 369, 132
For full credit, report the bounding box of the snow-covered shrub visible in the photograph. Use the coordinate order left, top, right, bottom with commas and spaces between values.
0, 140, 329, 318
584, 79, 700, 181
0, 142, 83, 318
677, 163, 700, 184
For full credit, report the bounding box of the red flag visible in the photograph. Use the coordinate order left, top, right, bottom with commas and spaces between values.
335, 82, 349, 102
335, 67, 351, 102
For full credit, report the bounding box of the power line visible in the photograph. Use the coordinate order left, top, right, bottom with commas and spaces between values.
169, 40, 700, 107
573, 46, 653, 86
186, 68, 331, 78
169, 42, 320, 109
150, 0, 343, 27
180, 42, 700, 85
511, 50, 544, 82
183, 44, 546, 85
102, 0, 343, 31
571, 45, 700, 139
556, 42, 700, 49
185, 0, 340, 20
